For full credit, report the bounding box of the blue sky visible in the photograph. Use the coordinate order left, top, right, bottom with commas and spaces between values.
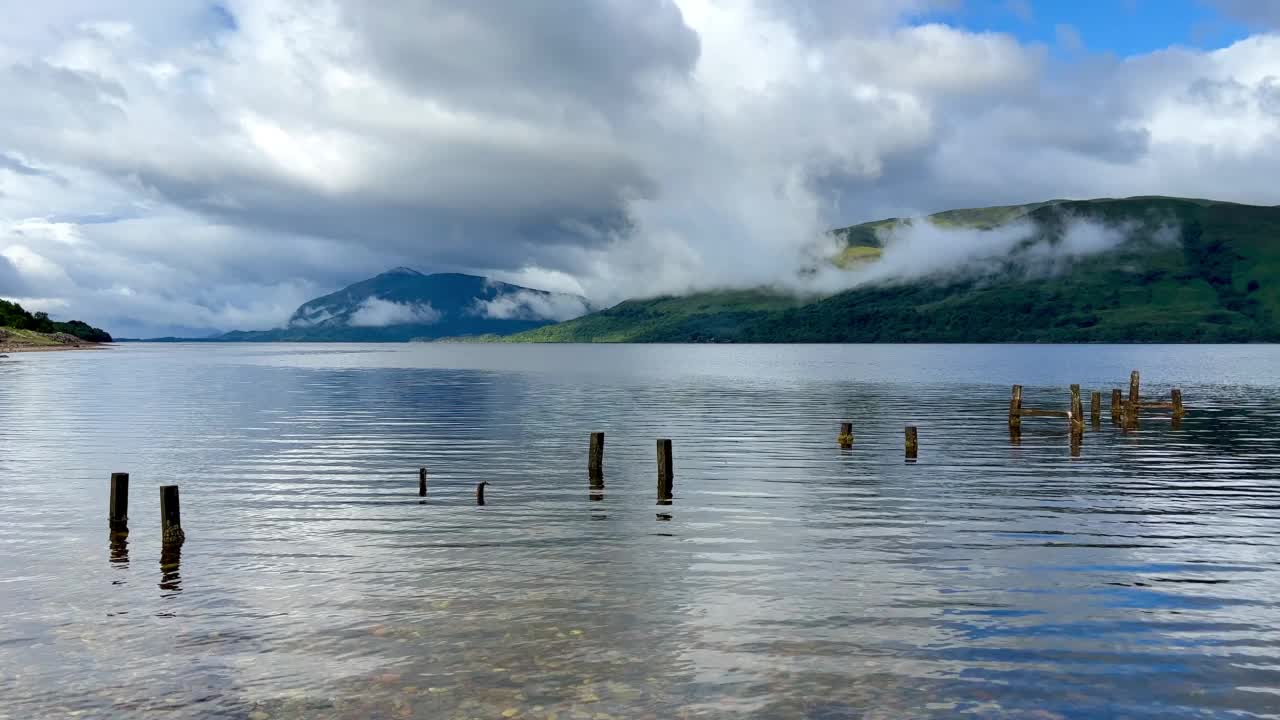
919, 0, 1252, 56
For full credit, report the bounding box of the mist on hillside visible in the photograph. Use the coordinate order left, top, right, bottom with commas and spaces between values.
796, 213, 1182, 297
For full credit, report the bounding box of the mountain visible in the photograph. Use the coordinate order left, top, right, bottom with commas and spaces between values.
220, 268, 589, 341
505, 196, 1280, 343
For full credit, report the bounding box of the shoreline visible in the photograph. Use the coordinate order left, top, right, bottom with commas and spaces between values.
0, 343, 108, 355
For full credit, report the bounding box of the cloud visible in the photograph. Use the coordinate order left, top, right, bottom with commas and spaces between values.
806, 213, 1180, 293
472, 290, 591, 322
0, 152, 56, 179
1056, 23, 1084, 52
1211, 1, 1280, 29
0, 1, 1278, 335
347, 296, 442, 327
0, 254, 30, 296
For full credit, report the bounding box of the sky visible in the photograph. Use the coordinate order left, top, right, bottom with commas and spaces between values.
0, 0, 1278, 338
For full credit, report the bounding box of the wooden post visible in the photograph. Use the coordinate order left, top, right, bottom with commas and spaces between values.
1069, 384, 1084, 433
1127, 370, 1141, 427
1008, 385, 1023, 432
1171, 389, 1185, 419
476, 481, 488, 506
905, 426, 918, 460
1110, 389, 1122, 423
1090, 391, 1102, 426
418, 467, 427, 498
1129, 370, 1140, 406
838, 422, 853, 448
1070, 427, 1082, 457
589, 432, 605, 479
109, 472, 129, 534
159, 485, 184, 545
589, 432, 605, 499
656, 439, 673, 502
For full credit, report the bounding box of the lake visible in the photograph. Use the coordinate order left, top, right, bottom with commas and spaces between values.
1, 343, 1279, 719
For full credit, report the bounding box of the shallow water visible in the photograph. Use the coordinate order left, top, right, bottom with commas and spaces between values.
1, 343, 1279, 719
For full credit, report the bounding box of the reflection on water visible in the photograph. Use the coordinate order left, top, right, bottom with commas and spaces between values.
109, 533, 129, 569
159, 542, 182, 595
1, 343, 1279, 719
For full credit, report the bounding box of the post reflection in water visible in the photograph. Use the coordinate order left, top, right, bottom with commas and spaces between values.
108, 532, 129, 569
158, 542, 182, 594
1, 343, 1279, 719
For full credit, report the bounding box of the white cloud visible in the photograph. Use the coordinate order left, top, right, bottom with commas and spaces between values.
347, 296, 442, 327
805, 213, 1182, 293
472, 290, 591, 322
488, 266, 588, 297
1, 243, 70, 282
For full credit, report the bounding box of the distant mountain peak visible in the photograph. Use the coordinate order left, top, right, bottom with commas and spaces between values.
224, 268, 591, 342
382, 266, 425, 277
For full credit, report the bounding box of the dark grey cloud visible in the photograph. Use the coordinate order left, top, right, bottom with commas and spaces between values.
344, 0, 699, 120
0, 255, 30, 296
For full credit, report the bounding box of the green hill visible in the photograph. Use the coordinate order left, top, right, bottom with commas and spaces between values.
506, 196, 1280, 343
0, 298, 112, 342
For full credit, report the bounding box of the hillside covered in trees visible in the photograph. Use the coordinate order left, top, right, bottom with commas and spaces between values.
504, 197, 1280, 343
0, 299, 113, 343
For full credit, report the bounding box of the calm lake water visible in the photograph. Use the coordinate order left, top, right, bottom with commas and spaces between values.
2, 343, 1279, 719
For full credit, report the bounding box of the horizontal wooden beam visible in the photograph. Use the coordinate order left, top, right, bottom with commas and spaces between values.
1015, 408, 1071, 418
1140, 402, 1175, 409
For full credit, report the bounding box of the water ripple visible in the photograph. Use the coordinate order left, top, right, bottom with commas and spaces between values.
1, 343, 1278, 719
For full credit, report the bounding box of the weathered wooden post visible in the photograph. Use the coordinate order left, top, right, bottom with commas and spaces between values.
418, 467, 428, 498
476, 481, 488, 506
1126, 370, 1141, 428
589, 432, 605, 479
1111, 389, 1123, 423
589, 432, 605, 499
656, 439, 673, 502
1070, 429, 1082, 457
837, 422, 854, 448
159, 485, 184, 545
1090, 391, 1102, 427
1171, 389, 1185, 419
109, 472, 129, 534
1069, 385, 1085, 433
905, 426, 918, 460
1008, 385, 1023, 432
